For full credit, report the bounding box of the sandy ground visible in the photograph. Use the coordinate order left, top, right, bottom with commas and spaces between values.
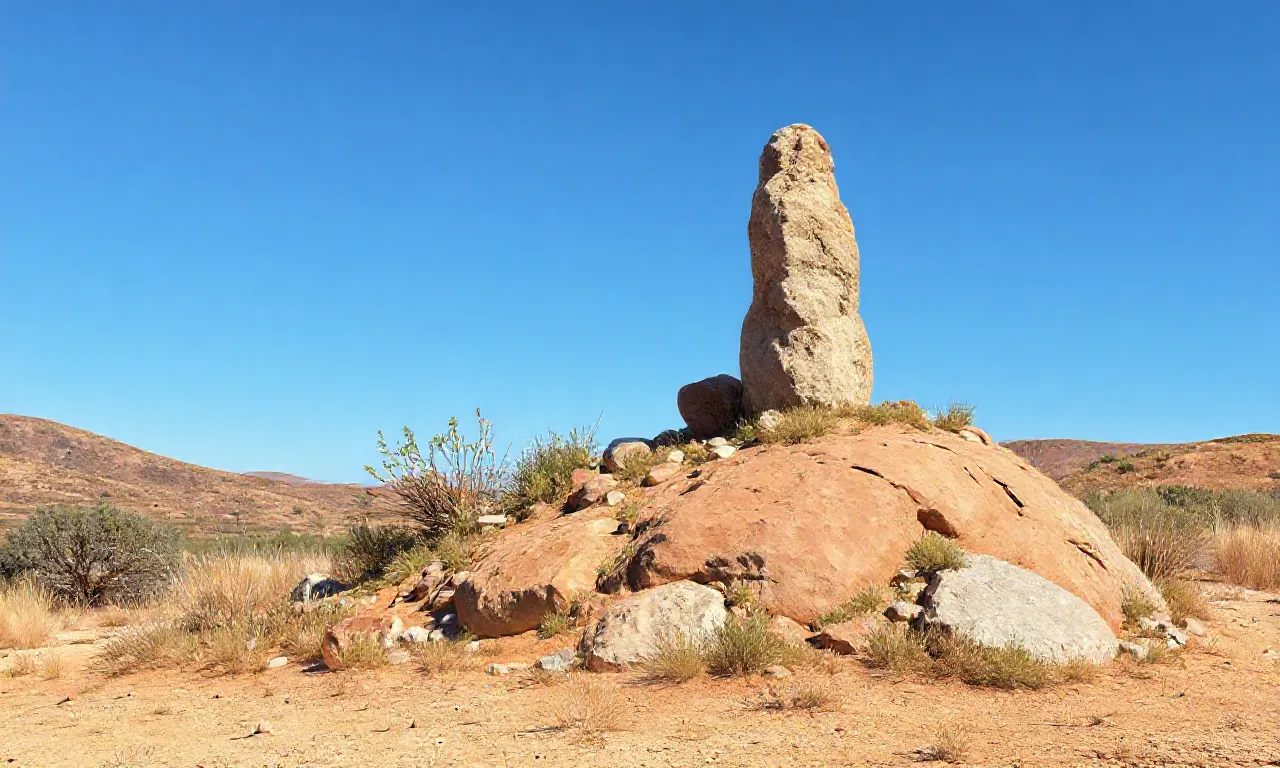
2, 585, 1278, 768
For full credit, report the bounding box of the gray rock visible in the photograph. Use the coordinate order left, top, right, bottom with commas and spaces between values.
486, 663, 511, 676
265, 656, 288, 669
677, 375, 744, 440
580, 581, 729, 671
290, 573, 349, 603
602, 438, 655, 474
666, 450, 685, 464
762, 665, 791, 679
1118, 641, 1149, 661
400, 626, 431, 644
884, 600, 922, 623
535, 648, 575, 673
916, 554, 1118, 664
605, 490, 627, 507
740, 124, 873, 414
477, 514, 508, 527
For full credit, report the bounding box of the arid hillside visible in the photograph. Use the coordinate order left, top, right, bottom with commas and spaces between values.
1005, 434, 1280, 495
0, 414, 393, 535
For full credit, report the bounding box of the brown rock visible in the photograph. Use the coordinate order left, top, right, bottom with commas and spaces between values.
739, 124, 873, 414
602, 438, 655, 474
642, 462, 684, 487
677, 374, 744, 440
621, 427, 1160, 630
566, 470, 617, 511
454, 507, 624, 637
321, 613, 403, 671
811, 617, 882, 655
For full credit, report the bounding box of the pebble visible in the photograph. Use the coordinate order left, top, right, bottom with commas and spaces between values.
762, 665, 791, 679
265, 656, 288, 669
708, 445, 736, 460
1181, 617, 1208, 637
386, 649, 412, 665
884, 600, 922, 623
401, 626, 431, 644
255, 720, 272, 735
1118, 641, 1148, 661
605, 490, 627, 507
667, 450, 685, 464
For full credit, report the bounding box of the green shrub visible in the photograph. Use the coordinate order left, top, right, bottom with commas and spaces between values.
507, 426, 598, 514
613, 450, 666, 484
904, 532, 967, 573
339, 524, 420, 581
1116, 459, 1135, 474
1, 502, 181, 606
1120, 585, 1158, 626
732, 420, 758, 443
837, 402, 930, 430
928, 632, 1053, 690
703, 614, 798, 676
815, 585, 886, 628
365, 410, 510, 539
931, 401, 975, 432
757, 405, 838, 445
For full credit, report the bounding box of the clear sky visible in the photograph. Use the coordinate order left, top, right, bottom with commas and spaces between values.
2, 3, 1277, 483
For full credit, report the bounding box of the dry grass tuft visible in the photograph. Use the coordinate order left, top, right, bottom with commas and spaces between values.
1087, 490, 1209, 581
703, 614, 801, 677
788, 677, 842, 711
1156, 578, 1211, 623
174, 551, 323, 633
1213, 525, 1280, 591
758, 405, 838, 445
919, 725, 969, 763
638, 631, 706, 682
1121, 586, 1159, 626
38, 650, 66, 679
838, 401, 930, 430
96, 621, 199, 676
904, 532, 966, 573
930, 401, 975, 433
413, 640, 475, 676
334, 633, 387, 670
0, 579, 64, 650
5, 651, 38, 677
815, 584, 887, 628
863, 624, 931, 673
929, 632, 1054, 690
552, 675, 630, 737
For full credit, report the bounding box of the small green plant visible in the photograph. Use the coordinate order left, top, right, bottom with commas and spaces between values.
383, 542, 438, 586
1116, 459, 1136, 474
538, 608, 574, 640
674, 442, 711, 464
929, 632, 1053, 690
365, 409, 510, 540
757, 405, 838, 445
814, 585, 886, 628
732, 420, 758, 443
507, 426, 598, 515
432, 531, 474, 573
0, 502, 181, 606
726, 579, 755, 609
638, 631, 706, 682
613, 450, 666, 484
1120, 586, 1158, 626
1098, 453, 1119, 464
703, 613, 799, 676
930, 401, 975, 432
904, 532, 967, 573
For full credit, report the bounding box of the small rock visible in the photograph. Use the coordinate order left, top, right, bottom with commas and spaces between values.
381, 616, 405, 649
477, 514, 508, 527
428, 629, 447, 643
884, 601, 922, 623
707, 437, 730, 448
1137, 617, 1160, 634
643, 463, 683, 486
265, 656, 288, 669
605, 490, 627, 507
958, 426, 994, 446
425, 560, 446, 576
487, 663, 510, 676
386, 649, 412, 665
666, 450, 685, 464
958, 430, 983, 444
400, 626, 431, 644
1118, 641, 1149, 661
602, 438, 655, 474
566, 470, 619, 511
290, 573, 349, 604
708, 445, 736, 460
653, 429, 686, 447
1181, 617, 1208, 637
254, 720, 272, 735
466, 640, 480, 653
535, 648, 575, 673
762, 665, 791, 679
1262, 649, 1279, 661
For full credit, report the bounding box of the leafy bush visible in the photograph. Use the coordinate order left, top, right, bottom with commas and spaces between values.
703, 613, 799, 676
366, 410, 510, 540
757, 405, 838, 445
338, 524, 420, 581
613, 449, 666, 484
1086, 490, 1208, 580
904, 532, 967, 573
507, 426, 598, 514
1, 503, 181, 606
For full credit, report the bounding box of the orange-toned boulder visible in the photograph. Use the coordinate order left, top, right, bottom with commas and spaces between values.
455, 507, 625, 637
623, 426, 1159, 630
322, 613, 403, 671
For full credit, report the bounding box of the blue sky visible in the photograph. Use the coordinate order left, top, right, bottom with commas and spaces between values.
2, 3, 1277, 483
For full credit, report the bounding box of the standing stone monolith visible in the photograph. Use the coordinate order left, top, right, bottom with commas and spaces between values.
739, 124, 873, 414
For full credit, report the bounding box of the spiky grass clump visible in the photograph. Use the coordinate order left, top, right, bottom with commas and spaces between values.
1086, 490, 1209, 581
96, 621, 200, 676
552, 675, 630, 736
757, 406, 838, 445
413, 638, 476, 676
931, 401, 976, 432
538, 609, 574, 640
1121, 586, 1159, 626
837, 402, 929, 430
904, 532, 967, 573
863, 624, 931, 673
815, 585, 887, 628
1156, 578, 1211, 623
703, 613, 800, 676
335, 633, 388, 670
508, 426, 599, 514
919, 726, 969, 763
928, 632, 1054, 690
638, 631, 707, 682
0, 580, 64, 650
613, 450, 667, 484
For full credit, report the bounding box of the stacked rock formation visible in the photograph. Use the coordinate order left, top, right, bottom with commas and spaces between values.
739, 124, 873, 414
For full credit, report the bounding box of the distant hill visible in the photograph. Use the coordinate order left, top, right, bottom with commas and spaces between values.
0, 414, 396, 535
1004, 434, 1280, 496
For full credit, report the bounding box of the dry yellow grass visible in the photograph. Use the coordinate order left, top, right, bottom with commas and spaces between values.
173, 550, 328, 632
1213, 525, 1280, 591
552, 674, 630, 736
0, 579, 64, 650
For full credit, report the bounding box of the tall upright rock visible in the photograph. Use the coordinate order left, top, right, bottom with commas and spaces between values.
739, 124, 873, 414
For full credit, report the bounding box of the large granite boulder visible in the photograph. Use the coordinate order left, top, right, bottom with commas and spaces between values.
454, 507, 624, 637
579, 580, 728, 671
622, 426, 1161, 630
677, 374, 744, 440
916, 555, 1119, 664
739, 124, 873, 414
